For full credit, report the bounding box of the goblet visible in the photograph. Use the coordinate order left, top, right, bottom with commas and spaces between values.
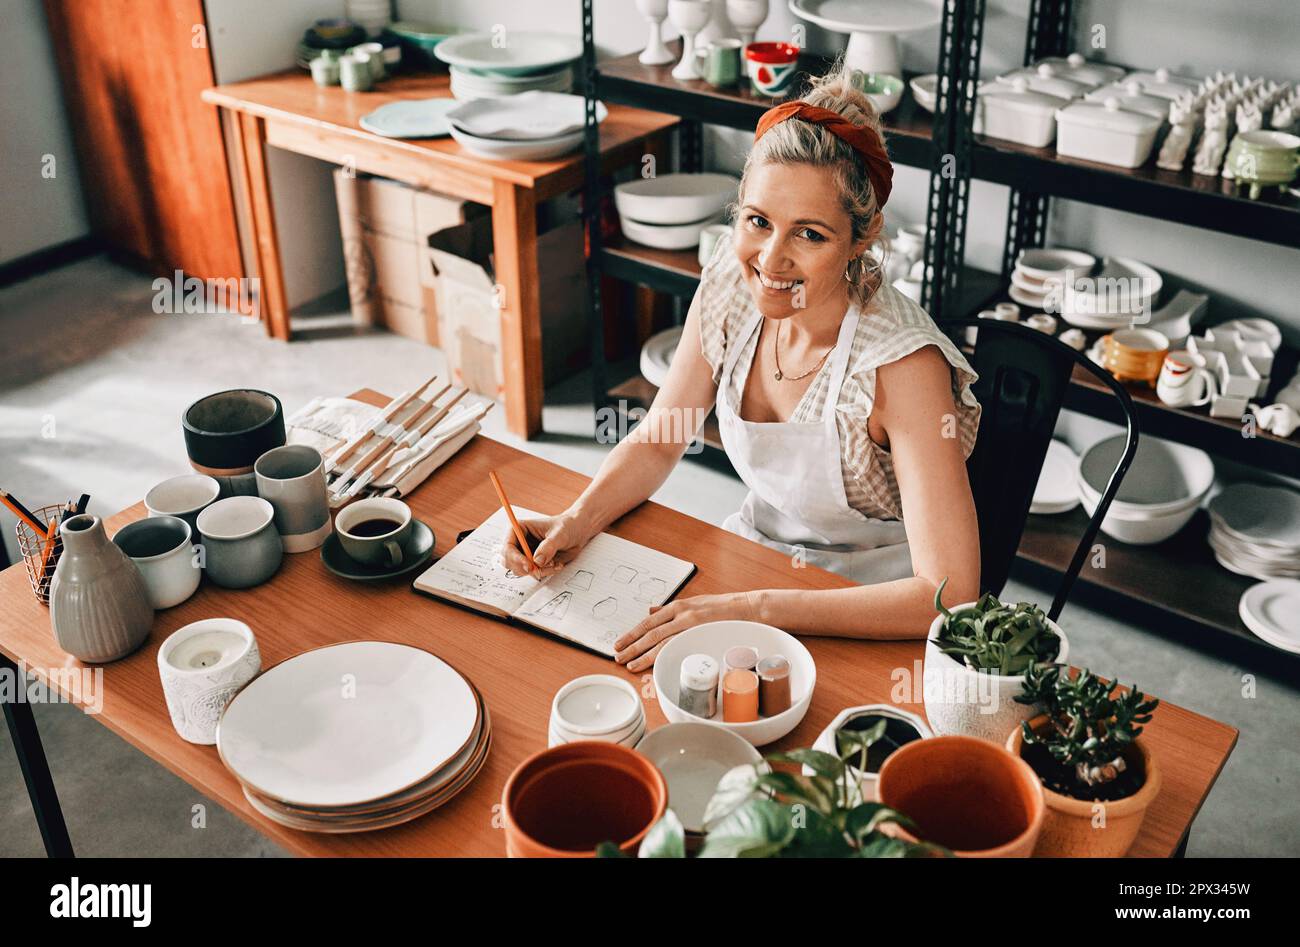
726, 0, 769, 50
668, 0, 712, 81
636, 0, 675, 66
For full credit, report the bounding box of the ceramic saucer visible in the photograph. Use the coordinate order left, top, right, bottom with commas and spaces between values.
320, 518, 435, 581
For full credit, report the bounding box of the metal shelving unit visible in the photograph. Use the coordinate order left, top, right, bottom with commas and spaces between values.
578, 0, 1299, 673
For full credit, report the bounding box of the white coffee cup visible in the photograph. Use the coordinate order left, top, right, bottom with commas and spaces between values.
698, 223, 733, 267
1157, 364, 1216, 407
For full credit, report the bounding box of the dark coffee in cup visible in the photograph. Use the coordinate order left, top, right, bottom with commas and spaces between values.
349, 518, 402, 537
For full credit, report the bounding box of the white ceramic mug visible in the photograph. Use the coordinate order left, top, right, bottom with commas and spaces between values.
145, 474, 221, 534
1157, 363, 1216, 407
111, 515, 200, 609
158, 618, 261, 745
698, 223, 733, 267
1026, 313, 1058, 334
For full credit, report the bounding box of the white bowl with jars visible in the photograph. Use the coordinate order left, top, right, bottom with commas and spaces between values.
652, 620, 815, 747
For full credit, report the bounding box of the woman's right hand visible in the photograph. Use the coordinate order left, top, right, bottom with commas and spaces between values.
500, 512, 591, 579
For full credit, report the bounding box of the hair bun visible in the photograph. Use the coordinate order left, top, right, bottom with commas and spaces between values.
802, 63, 885, 139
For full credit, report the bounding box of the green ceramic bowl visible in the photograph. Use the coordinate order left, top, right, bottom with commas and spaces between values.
851, 70, 904, 114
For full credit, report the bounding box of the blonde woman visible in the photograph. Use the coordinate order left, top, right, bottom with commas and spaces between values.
504, 67, 982, 671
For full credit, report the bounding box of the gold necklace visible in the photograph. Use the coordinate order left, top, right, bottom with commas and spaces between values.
773, 319, 834, 382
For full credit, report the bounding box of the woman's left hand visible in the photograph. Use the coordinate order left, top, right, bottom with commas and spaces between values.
614, 592, 760, 672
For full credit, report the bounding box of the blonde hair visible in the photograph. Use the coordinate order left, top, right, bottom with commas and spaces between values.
739, 63, 889, 304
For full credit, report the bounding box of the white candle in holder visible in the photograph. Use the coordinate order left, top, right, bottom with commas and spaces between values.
549, 674, 644, 745
158, 618, 261, 745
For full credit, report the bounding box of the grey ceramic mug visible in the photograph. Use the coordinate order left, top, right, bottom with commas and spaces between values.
255, 445, 331, 553
334, 497, 412, 567
196, 496, 283, 589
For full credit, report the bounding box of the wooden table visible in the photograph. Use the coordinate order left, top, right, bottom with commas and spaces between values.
0, 390, 1237, 857
200, 73, 678, 439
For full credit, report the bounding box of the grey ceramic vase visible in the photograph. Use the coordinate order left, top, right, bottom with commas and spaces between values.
49, 514, 154, 663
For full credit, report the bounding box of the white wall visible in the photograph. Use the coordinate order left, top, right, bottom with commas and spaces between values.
205, 0, 348, 307
0, 0, 89, 265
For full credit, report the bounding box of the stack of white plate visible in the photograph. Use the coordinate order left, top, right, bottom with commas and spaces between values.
445, 92, 604, 161
449, 65, 572, 101
1030, 439, 1081, 514
614, 173, 739, 250
1077, 434, 1214, 544
1238, 579, 1300, 654
217, 642, 489, 833
1011, 249, 1162, 328
1207, 483, 1300, 580
435, 31, 581, 101
640, 326, 682, 388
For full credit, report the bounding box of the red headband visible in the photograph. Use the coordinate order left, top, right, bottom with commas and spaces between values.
754, 102, 893, 209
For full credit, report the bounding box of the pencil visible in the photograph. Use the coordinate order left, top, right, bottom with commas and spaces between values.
36, 517, 59, 584
488, 470, 536, 572
1, 489, 48, 535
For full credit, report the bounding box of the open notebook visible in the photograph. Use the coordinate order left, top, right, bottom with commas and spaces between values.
412, 507, 696, 657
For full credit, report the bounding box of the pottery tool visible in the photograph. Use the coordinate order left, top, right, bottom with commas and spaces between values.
325, 373, 439, 471
488, 470, 536, 572
334, 389, 468, 500
381, 402, 491, 488
1, 488, 48, 535
331, 386, 455, 490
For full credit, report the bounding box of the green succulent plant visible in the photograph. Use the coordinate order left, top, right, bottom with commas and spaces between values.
1014, 662, 1159, 787
933, 578, 1061, 675
601, 722, 946, 859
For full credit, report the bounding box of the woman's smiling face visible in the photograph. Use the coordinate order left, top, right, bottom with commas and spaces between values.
734, 160, 863, 320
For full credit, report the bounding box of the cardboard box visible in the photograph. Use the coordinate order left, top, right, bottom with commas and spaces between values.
335, 172, 587, 397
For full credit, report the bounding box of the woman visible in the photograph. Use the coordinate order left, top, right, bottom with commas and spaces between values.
503, 68, 983, 672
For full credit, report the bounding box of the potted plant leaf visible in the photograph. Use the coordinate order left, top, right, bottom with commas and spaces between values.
808, 705, 932, 801
602, 726, 947, 858
1006, 663, 1161, 857
923, 578, 1069, 742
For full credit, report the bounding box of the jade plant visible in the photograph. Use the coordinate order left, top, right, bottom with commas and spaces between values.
1014, 662, 1159, 792
933, 578, 1061, 675
602, 723, 945, 858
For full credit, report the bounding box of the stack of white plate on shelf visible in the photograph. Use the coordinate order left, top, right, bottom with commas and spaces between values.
1238, 579, 1300, 654
1076, 434, 1214, 544
614, 173, 739, 250
435, 30, 581, 101
1030, 439, 1081, 514
445, 92, 604, 161
1011, 249, 1162, 328
217, 642, 490, 834
640, 326, 683, 388
1207, 483, 1300, 580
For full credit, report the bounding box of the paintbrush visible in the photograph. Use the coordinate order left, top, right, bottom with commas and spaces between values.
325, 373, 440, 472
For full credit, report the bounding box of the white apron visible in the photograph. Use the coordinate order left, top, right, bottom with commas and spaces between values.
717, 305, 913, 585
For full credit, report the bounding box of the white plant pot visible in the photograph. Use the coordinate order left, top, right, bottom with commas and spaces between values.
922, 604, 1069, 744
808, 704, 932, 801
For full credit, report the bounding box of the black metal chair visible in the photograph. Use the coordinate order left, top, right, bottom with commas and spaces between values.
942, 317, 1140, 623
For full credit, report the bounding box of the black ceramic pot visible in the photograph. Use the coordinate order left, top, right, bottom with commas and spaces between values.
182, 390, 285, 494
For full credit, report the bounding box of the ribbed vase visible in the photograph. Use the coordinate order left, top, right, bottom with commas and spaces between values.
50, 514, 154, 663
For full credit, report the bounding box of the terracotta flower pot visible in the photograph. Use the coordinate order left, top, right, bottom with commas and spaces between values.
502, 741, 668, 858
876, 734, 1044, 857
1006, 716, 1162, 857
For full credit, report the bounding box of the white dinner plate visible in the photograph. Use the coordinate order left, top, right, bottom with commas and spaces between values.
1030, 439, 1080, 514
614, 172, 740, 226
434, 31, 582, 75
359, 99, 459, 138
217, 641, 479, 808
448, 123, 583, 161
447, 92, 604, 141
1239, 580, 1300, 653
640, 326, 683, 389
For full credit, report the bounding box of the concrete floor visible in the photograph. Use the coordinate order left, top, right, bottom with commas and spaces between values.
1, 257, 1295, 857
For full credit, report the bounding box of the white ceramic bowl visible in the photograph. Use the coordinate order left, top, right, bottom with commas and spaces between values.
909, 73, 938, 112
447, 123, 582, 161
1077, 434, 1214, 517
614, 172, 739, 226
620, 213, 724, 250
1079, 486, 1198, 544
635, 721, 762, 833
1016, 247, 1096, 281
924, 604, 1069, 743
653, 620, 815, 747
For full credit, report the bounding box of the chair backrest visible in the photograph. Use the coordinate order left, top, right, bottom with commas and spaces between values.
944, 318, 1141, 621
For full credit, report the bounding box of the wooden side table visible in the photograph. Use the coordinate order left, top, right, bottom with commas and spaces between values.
201, 72, 677, 438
